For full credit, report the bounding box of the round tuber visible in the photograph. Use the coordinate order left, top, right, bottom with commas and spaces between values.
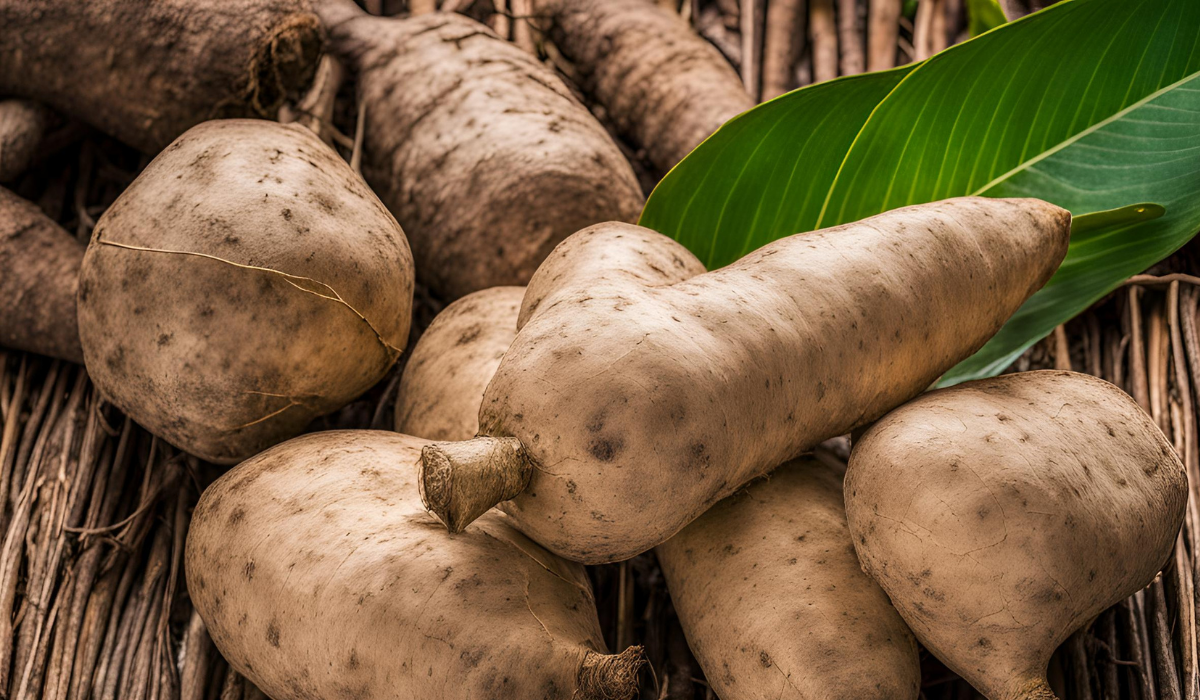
0, 0, 322, 155
396, 286, 524, 441
314, 1, 645, 299
77, 119, 413, 464
845, 370, 1187, 700
186, 430, 645, 700
421, 197, 1071, 563
657, 458, 922, 700
0, 100, 53, 182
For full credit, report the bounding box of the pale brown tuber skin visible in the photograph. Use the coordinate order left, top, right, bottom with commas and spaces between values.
421, 197, 1071, 563
77, 120, 413, 464
314, 1, 645, 299
845, 371, 1187, 700
396, 286, 524, 440
657, 458, 921, 700
0, 187, 84, 363
0, 0, 322, 155
0, 100, 52, 182
531, 0, 755, 175
186, 430, 645, 700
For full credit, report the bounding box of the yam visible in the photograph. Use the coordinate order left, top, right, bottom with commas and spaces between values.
845, 370, 1187, 700
421, 197, 1071, 563
0, 186, 84, 362
396, 286, 524, 441
0, 100, 52, 182
186, 430, 645, 700
77, 119, 413, 464
0, 0, 322, 155
531, 0, 755, 174
657, 459, 921, 700
314, 1, 645, 299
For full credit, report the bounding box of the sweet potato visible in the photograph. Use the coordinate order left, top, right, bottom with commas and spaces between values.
396, 286, 524, 441
420, 197, 1071, 563
0, 0, 321, 155
187, 430, 644, 700
0, 100, 51, 182
845, 371, 1187, 700
531, 0, 755, 174
314, 1, 644, 299
0, 187, 84, 362
657, 458, 921, 700
77, 119, 413, 464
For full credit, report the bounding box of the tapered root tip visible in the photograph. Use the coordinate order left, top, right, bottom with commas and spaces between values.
419, 437, 531, 533
577, 646, 646, 700
1012, 677, 1060, 700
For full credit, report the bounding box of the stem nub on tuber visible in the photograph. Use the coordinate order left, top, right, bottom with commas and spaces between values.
845, 370, 1187, 700
77, 119, 414, 464
313, 0, 645, 299
657, 458, 922, 700
420, 197, 1071, 563
0, 0, 322, 155
187, 431, 645, 700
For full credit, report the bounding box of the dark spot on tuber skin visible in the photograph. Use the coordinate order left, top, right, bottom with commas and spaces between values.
588, 437, 622, 461
266, 621, 281, 647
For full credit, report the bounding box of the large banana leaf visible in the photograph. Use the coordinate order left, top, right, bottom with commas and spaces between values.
640, 0, 1200, 385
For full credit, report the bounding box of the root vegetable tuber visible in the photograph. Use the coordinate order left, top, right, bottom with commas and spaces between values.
77, 119, 413, 464
396, 287, 524, 441
657, 458, 922, 700
0, 187, 84, 362
845, 370, 1187, 700
314, 1, 644, 299
0, 100, 52, 182
531, 0, 755, 175
186, 430, 645, 700
0, 0, 322, 155
421, 197, 1071, 563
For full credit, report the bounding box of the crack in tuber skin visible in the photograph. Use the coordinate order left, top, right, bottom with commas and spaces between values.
845, 371, 1187, 700
421, 197, 1072, 563
531, 0, 756, 175
312, 0, 645, 300
0, 187, 84, 363
0, 0, 322, 154
186, 431, 644, 700
77, 120, 413, 464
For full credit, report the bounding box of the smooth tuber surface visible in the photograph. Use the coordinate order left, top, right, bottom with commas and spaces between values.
314, 1, 644, 299
657, 458, 921, 700
0, 0, 322, 155
187, 430, 644, 700
845, 371, 1187, 700
532, 0, 755, 175
77, 120, 413, 464
0, 187, 84, 363
423, 198, 1071, 563
396, 286, 524, 441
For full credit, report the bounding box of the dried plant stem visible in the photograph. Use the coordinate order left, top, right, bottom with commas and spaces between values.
867, 0, 900, 70
762, 0, 805, 100
810, 0, 838, 83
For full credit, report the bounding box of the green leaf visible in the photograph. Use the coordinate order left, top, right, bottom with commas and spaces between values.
640, 0, 1200, 384
939, 203, 1166, 385
966, 0, 1007, 37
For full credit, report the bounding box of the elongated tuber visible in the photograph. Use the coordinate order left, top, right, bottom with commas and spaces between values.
531, 0, 755, 175
187, 430, 645, 700
396, 286, 524, 441
0, 187, 84, 363
77, 120, 413, 464
0, 0, 321, 155
422, 197, 1071, 563
657, 458, 922, 700
314, 1, 644, 299
845, 371, 1187, 700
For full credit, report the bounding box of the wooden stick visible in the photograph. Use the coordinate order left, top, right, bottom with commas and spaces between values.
1053, 324, 1073, 370
837, 0, 864, 75
740, 0, 765, 100
810, 0, 838, 82
867, 0, 900, 70
1148, 576, 1183, 700
762, 0, 805, 99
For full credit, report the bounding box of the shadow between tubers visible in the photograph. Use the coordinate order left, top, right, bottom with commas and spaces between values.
420, 197, 1072, 563
846, 370, 1187, 700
